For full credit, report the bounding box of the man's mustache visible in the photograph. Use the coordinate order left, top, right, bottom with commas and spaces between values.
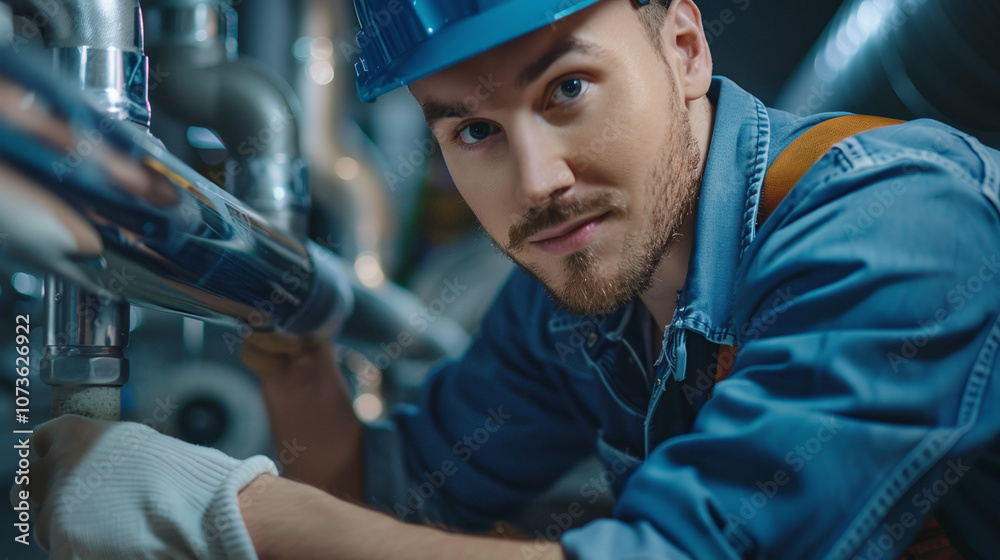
506, 191, 626, 252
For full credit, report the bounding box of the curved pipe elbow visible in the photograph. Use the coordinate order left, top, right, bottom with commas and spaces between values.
147, 53, 308, 236
148, 57, 301, 161
217, 59, 303, 162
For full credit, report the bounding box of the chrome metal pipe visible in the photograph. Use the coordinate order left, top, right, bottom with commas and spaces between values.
2, 0, 464, 383
776, 0, 1000, 148
10, 0, 151, 127
9, 0, 141, 52
138, 0, 468, 364
42, 276, 130, 419
53, 46, 150, 128
0, 44, 354, 339
10, 0, 150, 420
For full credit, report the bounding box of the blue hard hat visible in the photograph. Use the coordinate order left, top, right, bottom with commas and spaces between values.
354, 0, 651, 102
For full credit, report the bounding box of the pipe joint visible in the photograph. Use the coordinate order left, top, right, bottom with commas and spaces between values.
40, 348, 130, 387
54, 46, 150, 127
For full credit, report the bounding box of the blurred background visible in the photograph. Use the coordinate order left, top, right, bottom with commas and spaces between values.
0, 0, 997, 556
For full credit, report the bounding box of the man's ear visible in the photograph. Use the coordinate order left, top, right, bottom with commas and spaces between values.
664, 0, 713, 100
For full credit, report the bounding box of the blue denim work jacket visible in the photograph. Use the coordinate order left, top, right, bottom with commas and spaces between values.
362, 77, 1000, 559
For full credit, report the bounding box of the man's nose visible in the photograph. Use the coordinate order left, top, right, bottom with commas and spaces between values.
509, 121, 575, 209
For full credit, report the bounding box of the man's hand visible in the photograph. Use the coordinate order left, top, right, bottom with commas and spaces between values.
0, 76, 181, 279
13, 414, 277, 559
239, 329, 366, 498
13, 415, 565, 560
240, 330, 336, 380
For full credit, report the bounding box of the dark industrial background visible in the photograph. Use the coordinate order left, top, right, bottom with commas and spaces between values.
1, 0, 998, 557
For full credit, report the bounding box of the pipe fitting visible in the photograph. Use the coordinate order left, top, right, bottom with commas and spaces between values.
40, 349, 129, 387
143, 0, 309, 239
12, 0, 151, 126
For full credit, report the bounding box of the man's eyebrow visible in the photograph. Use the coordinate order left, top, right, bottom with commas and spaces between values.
420, 37, 603, 127
515, 37, 603, 90
421, 101, 469, 128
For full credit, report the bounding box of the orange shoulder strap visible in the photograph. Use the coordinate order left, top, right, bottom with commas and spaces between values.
716, 114, 905, 385
714, 114, 963, 560
756, 114, 906, 228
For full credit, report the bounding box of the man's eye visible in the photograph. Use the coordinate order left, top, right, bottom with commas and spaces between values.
551, 78, 588, 104
458, 122, 497, 145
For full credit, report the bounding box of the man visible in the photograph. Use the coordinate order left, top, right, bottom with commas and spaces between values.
24, 0, 1000, 558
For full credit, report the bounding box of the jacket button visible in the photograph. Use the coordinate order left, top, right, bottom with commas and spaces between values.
655, 378, 662, 386
587, 332, 598, 347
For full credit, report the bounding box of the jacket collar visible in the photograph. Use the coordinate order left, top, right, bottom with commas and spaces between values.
672, 76, 771, 345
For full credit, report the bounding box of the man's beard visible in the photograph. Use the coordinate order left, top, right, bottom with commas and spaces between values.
498, 104, 702, 317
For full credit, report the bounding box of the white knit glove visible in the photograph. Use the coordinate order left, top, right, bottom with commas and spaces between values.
16, 415, 277, 559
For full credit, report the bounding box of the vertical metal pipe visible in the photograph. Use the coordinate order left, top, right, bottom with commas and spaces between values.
12, 0, 150, 420
142, 0, 310, 240
41, 277, 130, 420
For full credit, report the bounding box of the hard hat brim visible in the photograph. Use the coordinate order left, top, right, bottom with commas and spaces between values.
356, 0, 605, 102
